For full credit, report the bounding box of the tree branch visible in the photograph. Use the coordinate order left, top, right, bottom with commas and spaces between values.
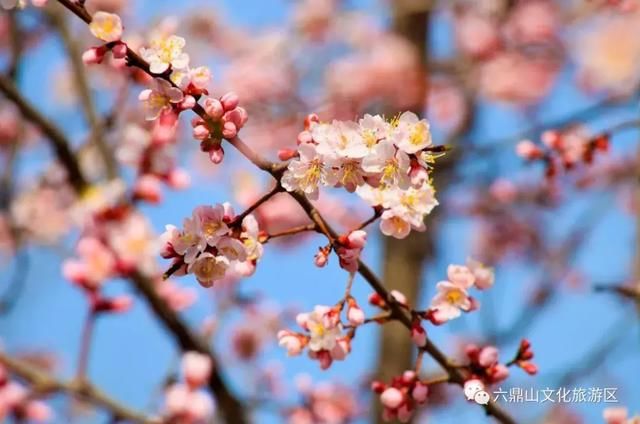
0, 351, 160, 424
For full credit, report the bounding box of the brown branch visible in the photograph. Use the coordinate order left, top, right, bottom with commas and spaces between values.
0, 74, 88, 193
0, 351, 160, 424
230, 184, 284, 227
128, 272, 246, 424
262, 223, 317, 242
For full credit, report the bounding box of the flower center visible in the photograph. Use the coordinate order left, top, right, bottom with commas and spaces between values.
446, 289, 464, 304
410, 122, 428, 146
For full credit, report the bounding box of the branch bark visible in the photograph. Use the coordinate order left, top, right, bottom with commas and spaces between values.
0, 351, 160, 424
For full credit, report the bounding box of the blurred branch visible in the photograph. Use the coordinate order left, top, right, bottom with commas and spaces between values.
0, 74, 88, 193
128, 271, 248, 424
471, 91, 640, 155
0, 351, 160, 424
46, 7, 117, 179
0, 251, 29, 315
0, 51, 248, 424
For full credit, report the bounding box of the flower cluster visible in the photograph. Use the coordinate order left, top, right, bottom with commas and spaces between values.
461, 339, 537, 401
315, 229, 367, 272
425, 260, 494, 324
136, 30, 249, 163
191, 93, 249, 164
164, 352, 215, 423
462, 344, 511, 390
281, 112, 442, 239
278, 305, 352, 370
371, 370, 429, 423
516, 128, 610, 178
0, 362, 52, 422
160, 203, 263, 287
82, 12, 127, 65
286, 377, 360, 424
85, 12, 249, 165
117, 118, 190, 205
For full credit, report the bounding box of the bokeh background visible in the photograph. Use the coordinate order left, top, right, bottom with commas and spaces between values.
1, 0, 640, 423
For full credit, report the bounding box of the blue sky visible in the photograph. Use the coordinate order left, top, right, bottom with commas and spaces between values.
1, 1, 639, 423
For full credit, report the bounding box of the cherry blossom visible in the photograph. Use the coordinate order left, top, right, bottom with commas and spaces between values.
138, 78, 184, 121
89, 11, 123, 43
140, 35, 190, 75
278, 305, 351, 369
161, 203, 263, 287
372, 370, 428, 423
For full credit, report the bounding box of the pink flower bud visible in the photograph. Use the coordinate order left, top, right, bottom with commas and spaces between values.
603, 407, 629, 424
62, 260, 88, 286
380, 387, 404, 409
489, 364, 510, 382
111, 42, 128, 59
314, 249, 328, 268
402, 370, 416, 383
412, 382, 428, 403
94, 295, 133, 313
24, 400, 52, 422
203, 98, 224, 120
192, 125, 210, 141
277, 331, 303, 356
186, 391, 214, 421
464, 343, 480, 359
220, 92, 239, 111
133, 175, 162, 204
541, 130, 560, 148
371, 381, 386, 394
165, 384, 189, 416
278, 148, 297, 161
233, 107, 248, 128
516, 140, 542, 160
297, 130, 314, 145
347, 304, 365, 326
219, 203, 234, 222
519, 361, 538, 375
390, 290, 408, 307
182, 351, 213, 389
167, 169, 191, 189
478, 346, 499, 367
304, 113, 319, 130
208, 147, 224, 164
82, 46, 106, 65
473, 267, 495, 290
223, 109, 245, 129
317, 350, 333, 370
397, 404, 413, 422
180, 95, 196, 110
221, 121, 237, 139
368, 292, 385, 308
468, 296, 480, 311
409, 165, 429, 185
347, 230, 367, 249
